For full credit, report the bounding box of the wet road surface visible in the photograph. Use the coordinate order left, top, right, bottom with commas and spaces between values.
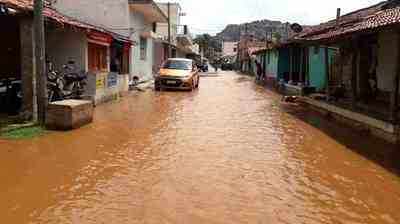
1, 71, 400, 223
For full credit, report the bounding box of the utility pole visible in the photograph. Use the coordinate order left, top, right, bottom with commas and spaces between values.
167, 2, 171, 58
33, 0, 47, 125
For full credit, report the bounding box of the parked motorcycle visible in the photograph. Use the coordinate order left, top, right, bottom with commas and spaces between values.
47, 60, 87, 103
0, 78, 22, 115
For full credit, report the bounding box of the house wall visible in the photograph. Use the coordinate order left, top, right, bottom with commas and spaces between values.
47, 27, 129, 105
307, 46, 336, 91
278, 48, 289, 81
265, 49, 278, 78
132, 38, 155, 81
342, 53, 353, 96
53, 0, 130, 37
308, 46, 327, 91
377, 30, 399, 92
176, 50, 186, 58
222, 41, 238, 56
49, 2, 131, 105
46, 28, 88, 72
130, 12, 154, 81
153, 41, 166, 72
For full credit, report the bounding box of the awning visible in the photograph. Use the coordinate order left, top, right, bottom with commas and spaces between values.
111, 39, 132, 52
123, 43, 131, 52
88, 31, 113, 46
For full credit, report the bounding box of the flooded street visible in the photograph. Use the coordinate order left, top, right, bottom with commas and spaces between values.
1, 71, 400, 224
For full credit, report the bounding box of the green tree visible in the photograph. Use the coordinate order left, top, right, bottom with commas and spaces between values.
272, 32, 282, 43
194, 34, 212, 55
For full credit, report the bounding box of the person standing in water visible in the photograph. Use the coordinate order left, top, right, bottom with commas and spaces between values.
214, 60, 219, 73
255, 60, 263, 82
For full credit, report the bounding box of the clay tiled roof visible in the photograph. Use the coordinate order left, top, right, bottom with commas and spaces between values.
295, 1, 399, 42
0, 0, 131, 42
0, 0, 51, 10
359, 6, 400, 30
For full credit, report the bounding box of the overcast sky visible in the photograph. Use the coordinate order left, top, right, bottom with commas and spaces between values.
157, 0, 383, 35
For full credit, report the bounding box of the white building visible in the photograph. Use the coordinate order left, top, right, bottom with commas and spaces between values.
156, 2, 181, 47
129, 0, 167, 82
50, 0, 132, 104
47, 0, 167, 103
222, 41, 238, 56
156, 2, 197, 58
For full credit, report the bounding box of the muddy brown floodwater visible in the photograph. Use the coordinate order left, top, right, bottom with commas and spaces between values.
1, 71, 400, 224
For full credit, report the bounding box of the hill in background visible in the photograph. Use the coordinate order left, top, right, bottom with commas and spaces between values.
216, 19, 292, 42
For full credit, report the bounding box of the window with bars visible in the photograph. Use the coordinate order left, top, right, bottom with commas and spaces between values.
140, 37, 147, 60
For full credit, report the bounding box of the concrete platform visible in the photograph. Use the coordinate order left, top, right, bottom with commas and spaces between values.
300, 97, 399, 144
46, 100, 93, 130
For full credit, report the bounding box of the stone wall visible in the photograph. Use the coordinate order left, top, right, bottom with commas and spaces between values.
301, 97, 399, 144
46, 100, 93, 130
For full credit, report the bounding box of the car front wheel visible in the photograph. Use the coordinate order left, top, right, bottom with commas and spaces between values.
196, 77, 200, 88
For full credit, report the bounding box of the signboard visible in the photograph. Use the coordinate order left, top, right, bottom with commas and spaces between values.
107, 72, 118, 88
88, 31, 113, 46
96, 76, 105, 89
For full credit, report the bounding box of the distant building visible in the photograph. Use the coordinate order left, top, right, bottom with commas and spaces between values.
222, 41, 238, 56
155, 2, 198, 60
156, 2, 181, 47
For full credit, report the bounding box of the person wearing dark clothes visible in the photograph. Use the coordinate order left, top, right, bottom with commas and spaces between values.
255, 60, 263, 82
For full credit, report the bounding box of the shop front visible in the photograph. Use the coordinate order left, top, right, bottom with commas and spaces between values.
85, 32, 132, 105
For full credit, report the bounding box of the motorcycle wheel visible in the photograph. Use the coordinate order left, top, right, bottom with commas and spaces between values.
48, 90, 56, 103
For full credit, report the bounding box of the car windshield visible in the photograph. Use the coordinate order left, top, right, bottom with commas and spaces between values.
163, 60, 192, 70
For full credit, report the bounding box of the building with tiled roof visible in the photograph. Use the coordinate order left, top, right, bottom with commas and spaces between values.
284, 0, 400, 143
295, 1, 400, 42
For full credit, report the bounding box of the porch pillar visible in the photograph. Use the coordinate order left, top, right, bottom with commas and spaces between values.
305, 47, 310, 85
391, 32, 400, 122
19, 17, 37, 121
299, 47, 304, 83
392, 74, 399, 122
289, 47, 293, 82
325, 47, 330, 96
351, 45, 359, 108
339, 48, 344, 84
